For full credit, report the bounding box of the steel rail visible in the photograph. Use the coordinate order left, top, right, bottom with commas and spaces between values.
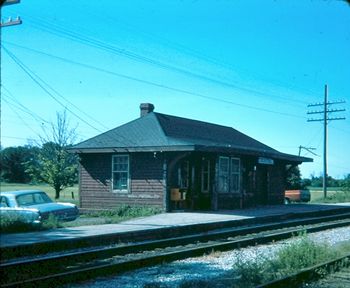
3, 206, 350, 261
2, 212, 350, 269
2, 217, 350, 287
256, 253, 350, 288
4, 206, 350, 262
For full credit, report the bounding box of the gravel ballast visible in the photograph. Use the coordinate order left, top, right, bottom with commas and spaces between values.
71, 226, 350, 288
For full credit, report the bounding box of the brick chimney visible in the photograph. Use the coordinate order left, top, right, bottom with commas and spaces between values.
140, 103, 155, 117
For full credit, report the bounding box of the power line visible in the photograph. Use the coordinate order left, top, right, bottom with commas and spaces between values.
23, 16, 310, 107
2, 92, 52, 142
2, 46, 141, 148
10, 8, 321, 104
2, 66, 108, 131
3, 42, 307, 120
332, 126, 350, 135
2, 94, 46, 125
2, 85, 50, 124
2, 96, 42, 138
93, 10, 319, 102
2, 46, 105, 133
1, 135, 36, 140
3, 44, 308, 152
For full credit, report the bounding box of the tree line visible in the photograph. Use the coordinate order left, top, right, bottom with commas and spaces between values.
286, 166, 349, 190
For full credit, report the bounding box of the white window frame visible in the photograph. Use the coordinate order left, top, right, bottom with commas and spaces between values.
218, 156, 230, 193
112, 154, 130, 193
218, 156, 240, 193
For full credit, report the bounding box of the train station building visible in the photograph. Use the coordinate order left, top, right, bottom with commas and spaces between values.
70, 103, 312, 211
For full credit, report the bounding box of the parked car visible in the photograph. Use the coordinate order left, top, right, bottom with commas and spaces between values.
0, 190, 79, 223
0, 206, 42, 225
284, 189, 311, 204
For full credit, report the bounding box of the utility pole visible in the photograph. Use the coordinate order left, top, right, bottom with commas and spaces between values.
1, 0, 22, 28
307, 84, 346, 199
1, 0, 22, 149
0, 16, 21, 27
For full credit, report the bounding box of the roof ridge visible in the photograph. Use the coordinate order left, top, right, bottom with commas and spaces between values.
154, 112, 234, 130
154, 111, 279, 153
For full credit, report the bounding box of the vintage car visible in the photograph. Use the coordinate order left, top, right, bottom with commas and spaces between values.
284, 189, 311, 204
0, 190, 79, 223
0, 205, 42, 225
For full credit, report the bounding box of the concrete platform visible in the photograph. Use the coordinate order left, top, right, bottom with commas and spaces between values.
1, 203, 350, 251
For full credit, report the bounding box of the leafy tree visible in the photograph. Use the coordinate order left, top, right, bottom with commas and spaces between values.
310, 175, 323, 188
26, 111, 78, 199
340, 174, 350, 191
0, 146, 39, 183
286, 166, 304, 189
301, 178, 311, 188
327, 176, 340, 188
309, 175, 342, 188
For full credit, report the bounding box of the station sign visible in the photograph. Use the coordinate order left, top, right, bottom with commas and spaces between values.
258, 157, 274, 165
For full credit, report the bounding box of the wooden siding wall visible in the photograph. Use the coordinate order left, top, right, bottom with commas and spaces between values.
129, 153, 164, 207
267, 162, 286, 205
79, 153, 164, 210
80, 154, 111, 209
216, 157, 286, 209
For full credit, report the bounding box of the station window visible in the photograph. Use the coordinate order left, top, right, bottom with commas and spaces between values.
218, 157, 230, 193
230, 158, 240, 193
218, 156, 240, 193
112, 155, 129, 192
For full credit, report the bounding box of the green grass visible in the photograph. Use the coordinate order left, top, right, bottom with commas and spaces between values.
0, 213, 63, 233
64, 205, 163, 227
309, 187, 350, 203
1, 204, 162, 232
0, 213, 40, 233
1, 205, 162, 231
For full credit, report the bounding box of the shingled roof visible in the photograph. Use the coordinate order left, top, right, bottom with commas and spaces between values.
71, 110, 312, 163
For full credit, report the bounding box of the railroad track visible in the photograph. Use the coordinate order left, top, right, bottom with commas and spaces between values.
1, 214, 350, 287
257, 253, 350, 288
305, 265, 350, 288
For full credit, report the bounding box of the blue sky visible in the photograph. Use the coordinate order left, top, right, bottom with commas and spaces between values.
1, 0, 349, 178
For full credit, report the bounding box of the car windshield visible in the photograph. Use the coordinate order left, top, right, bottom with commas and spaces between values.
16, 192, 53, 206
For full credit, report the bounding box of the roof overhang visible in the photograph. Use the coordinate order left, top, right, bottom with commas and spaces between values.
68, 145, 197, 154
68, 144, 312, 164
194, 145, 312, 163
